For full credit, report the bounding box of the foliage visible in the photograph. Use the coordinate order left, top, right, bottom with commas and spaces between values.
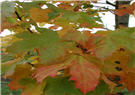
1, 80, 21, 95
1, 1, 135, 95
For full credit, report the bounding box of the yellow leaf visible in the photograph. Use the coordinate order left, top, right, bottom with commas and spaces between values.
31, 60, 38, 64
28, 56, 39, 60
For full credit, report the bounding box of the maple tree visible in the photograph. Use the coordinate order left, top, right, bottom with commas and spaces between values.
1, 0, 135, 95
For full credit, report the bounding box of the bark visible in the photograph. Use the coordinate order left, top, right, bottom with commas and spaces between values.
115, 0, 130, 29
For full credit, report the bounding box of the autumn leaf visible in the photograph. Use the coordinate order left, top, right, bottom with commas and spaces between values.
7, 28, 73, 63
1, 58, 22, 78
17, 1, 45, 12
62, 31, 94, 53
35, 55, 101, 94
8, 64, 32, 90
1, 1, 15, 20
101, 48, 131, 74
69, 55, 101, 94
62, 31, 90, 46
18, 78, 46, 95
114, 3, 135, 16
34, 55, 75, 82
2, 1, 135, 95
7, 63, 46, 95
128, 53, 135, 68
58, 3, 73, 10
1, 21, 16, 32
35, 63, 67, 82
95, 28, 135, 59
47, 3, 102, 28
29, 8, 51, 23
119, 71, 135, 91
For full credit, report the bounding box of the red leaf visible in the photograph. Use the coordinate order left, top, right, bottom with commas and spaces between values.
35, 63, 67, 82
69, 56, 101, 94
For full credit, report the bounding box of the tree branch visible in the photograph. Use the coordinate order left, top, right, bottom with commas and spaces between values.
15, 10, 33, 33
106, 0, 116, 7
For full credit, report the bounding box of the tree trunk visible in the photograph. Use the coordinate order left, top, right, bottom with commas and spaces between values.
115, 1, 130, 29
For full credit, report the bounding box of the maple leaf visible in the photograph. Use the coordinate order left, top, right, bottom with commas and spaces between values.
1, 1, 15, 20
62, 31, 94, 53
101, 48, 131, 74
35, 55, 101, 94
7, 28, 72, 64
8, 64, 32, 90
29, 8, 51, 23
128, 53, 135, 68
119, 71, 135, 91
46, 3, 102, 28
95, 28, 135, 59
18, 78, 46, 95
62, 31, 90, 43
34, 56, 75, 82
2, 1, 135, 95
39, 42, 72, 64
17, 1, 45, 12
35, 63, 67, 82
7, 63, 46, 95
44, 77, 83, 95
1, 21, 16, 32
114, 3, 135, 16
1, 2, 16, 32
1, 58, 22, 78
69, 55, 101, 94
58, 3, 73, 10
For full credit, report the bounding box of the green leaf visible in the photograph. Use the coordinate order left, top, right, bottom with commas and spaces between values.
1, 58, 22, 76
44, 77, 83, 95
121, 88, 135, 95
39, 42, 67, 63
63, 31, 89, 43
129, 53, 135, 68
18, 78, 46, 95
7, 17, 16, 23
116, 27, 135, 34
7, 28, 73, 63
86, 81, 110, 95
1, 1, 15, 20
7, 28, 60, 54
82, 3, 94, 9
17, 1, 45, 12
1, 54, 14, 63
47, 4, 60, 20
47, 4, 102, 28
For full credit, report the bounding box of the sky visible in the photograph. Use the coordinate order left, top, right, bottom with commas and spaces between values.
0, 0, 135, 37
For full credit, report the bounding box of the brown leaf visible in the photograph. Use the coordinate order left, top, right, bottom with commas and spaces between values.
29, 8, 51, 23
